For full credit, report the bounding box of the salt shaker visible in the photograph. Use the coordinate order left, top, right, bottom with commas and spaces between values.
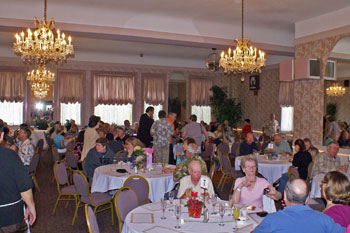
203, 208, 209, 223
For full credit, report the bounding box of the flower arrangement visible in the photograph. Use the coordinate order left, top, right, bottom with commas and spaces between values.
132, 146, 146, 170
185, 192, 205, 218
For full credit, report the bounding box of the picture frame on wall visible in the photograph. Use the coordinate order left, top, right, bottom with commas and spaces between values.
249, 75, 260, 90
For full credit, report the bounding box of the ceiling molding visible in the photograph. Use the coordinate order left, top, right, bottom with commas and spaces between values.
0, 17, 294, 57
294, 25, 350, 45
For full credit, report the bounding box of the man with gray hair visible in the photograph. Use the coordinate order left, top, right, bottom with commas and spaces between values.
254, 179, 345, 233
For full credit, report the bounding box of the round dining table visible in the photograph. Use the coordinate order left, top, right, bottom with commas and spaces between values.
91, 163, 176, 202
235, 155, 291, 184
122, 201, 264, 233
310, 170, 350, 198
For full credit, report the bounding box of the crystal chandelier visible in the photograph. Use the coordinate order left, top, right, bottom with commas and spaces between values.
326, 83, 346, 97
13, 0, 74, 64
219, 0, 265, 74
27, 64, 55, 99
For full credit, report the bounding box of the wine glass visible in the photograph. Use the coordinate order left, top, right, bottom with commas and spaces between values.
174, 204, 181, 229
211, 194, 217, 214
219, 204, 225, 226
169, 191, 174, 211
161, 163, 166, 174
228, 194, 234, 216
160, 198, 166, 220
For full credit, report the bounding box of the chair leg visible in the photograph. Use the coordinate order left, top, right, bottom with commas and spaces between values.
52, 195, 61, 215
65, 196, 70, 208
110, 203, 114, 225
71, 200, 80, 225
218, 174, 226, 189
220, 176, 227, 191
32, 176, 40, 192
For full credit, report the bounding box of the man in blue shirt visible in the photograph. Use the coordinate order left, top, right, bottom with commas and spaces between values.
239, 132, 259, 156
254, 179, 345, 233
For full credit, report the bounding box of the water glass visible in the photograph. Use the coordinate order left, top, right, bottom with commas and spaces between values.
211, 194, 218, 214
161, 198, 166, 220
169, 191, 174, 211
228, 194, 234, 216
219, 204, 225, 226
174, 204, 181, 229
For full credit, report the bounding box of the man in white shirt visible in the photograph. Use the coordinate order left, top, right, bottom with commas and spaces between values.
177, 160, 214, 200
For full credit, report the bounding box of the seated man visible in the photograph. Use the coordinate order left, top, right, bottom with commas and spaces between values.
266, 134, 292, 155
115, 126, 129, 145
311, 142, 346, 177
18, 127, 35, 170
254, 179, 346, 233
172, 143, 208, 182
83, 138, 115, 182
177, 161, 214, 200
239, 132, 259, 156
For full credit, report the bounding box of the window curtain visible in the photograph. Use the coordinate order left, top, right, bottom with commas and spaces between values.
191, 105, 211, 124
144, 101, 163, 121
0, 101, 23, 125
279, 82, 294, 107
142, 74, 165, 106
60, 103, 81, 125
281, 106, 294, 133
58, 72, 84, 104
94, 104, 133, 125
94, 74, 135, 106
0, 71, 25, 102
190, 78, 213, 106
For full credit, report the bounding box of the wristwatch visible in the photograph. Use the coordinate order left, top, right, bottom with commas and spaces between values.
236, 187, 241, 192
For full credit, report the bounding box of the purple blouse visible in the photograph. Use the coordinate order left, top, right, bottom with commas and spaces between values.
324, 204, 350, 228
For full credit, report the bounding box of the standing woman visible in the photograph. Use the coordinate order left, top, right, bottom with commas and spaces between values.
80, 115, 101, 162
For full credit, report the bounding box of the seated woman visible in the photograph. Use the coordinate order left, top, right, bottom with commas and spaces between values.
53, 125, 67, 153
213, 124, 227, 146
321, 171, 350, 227
303, 138, 319, 160
124, 136, 145, 163
338, 130, 350, 148
176, 137, 196, 165
277, 139, 312, 194
233, 157, 281, 209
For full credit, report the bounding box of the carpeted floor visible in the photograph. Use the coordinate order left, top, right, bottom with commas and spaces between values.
29, 151, 240, 233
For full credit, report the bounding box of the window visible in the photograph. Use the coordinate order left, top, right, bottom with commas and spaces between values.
281, 106, 294, 133
94, 104, 132, 125
60, 103, 81, 125
0, 101, 23, 125
191, 105, 211, 124
144, 102, 163, 121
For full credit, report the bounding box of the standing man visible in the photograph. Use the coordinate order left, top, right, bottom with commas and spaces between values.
166, 112, 177, 164
151, 110, 173, 164
182, 115, 208, 148
18, 127, 35, 170
0, 122, 36, 232
262, 113, 279, 137
137, 106, 154, 147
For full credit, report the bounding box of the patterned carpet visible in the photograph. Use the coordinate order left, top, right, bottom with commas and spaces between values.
30, 151, 236, 233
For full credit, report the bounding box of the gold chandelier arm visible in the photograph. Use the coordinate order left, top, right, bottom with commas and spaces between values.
241, 0, 244, 40
44, 0, 47, 22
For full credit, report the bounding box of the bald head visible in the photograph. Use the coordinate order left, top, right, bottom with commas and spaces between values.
284, 179, 309, 205
189, 161, 202, 185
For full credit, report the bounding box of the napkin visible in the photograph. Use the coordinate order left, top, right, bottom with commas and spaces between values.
131, 213, 154, 224
141, 203, 162, 212
143, 226, 184, 233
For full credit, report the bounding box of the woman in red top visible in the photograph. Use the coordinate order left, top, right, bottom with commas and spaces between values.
241, 119, 251, 137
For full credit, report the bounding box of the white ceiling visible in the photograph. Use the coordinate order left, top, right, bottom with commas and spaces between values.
0, 0, 349, 68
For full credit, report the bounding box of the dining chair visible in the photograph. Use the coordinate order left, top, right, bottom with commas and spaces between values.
66, 151, 78, 182
52, 162, 77, 215
123, 175, 150, 205
218, 153, 244, 193
28, 152, 40, 192
230, 143, 240, 157
72, 171, 114, 225
35, 139, 45, 167
209, 163, 216, 180
306, 161, 314, 186
115, 150, 128, 162
85, 205, 100, 233
217, 143, 230, 155
113, 186, 139, 233
288, 165, 299, 181
201, 143, 214, 163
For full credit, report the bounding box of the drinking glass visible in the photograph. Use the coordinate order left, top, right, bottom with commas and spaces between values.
228, 194, 234, 216
219, 204, 225, 226
211, 194, 218, 214
161, 163, 166, 174
233, 205, 240, 220
161, 198, 166, 220
174, 204, 181, 229
169, 191, 174, 211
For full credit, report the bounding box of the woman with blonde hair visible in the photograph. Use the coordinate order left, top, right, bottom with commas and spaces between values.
321, 171, 350, 227
124, 136, 145, 162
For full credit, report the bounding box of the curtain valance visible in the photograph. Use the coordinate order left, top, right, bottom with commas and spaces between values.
0, 71, 25, 102
142, 74, 166, 105
190, 77, 213, 106
279, 82, 294, 106
58, 72, 84, 104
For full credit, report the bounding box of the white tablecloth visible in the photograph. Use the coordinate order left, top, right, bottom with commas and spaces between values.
34, 130, 48, 150
122, 201, 264, 233
310, 171, 350, 198
235, 155, 291, 184
91, 164, 176, 202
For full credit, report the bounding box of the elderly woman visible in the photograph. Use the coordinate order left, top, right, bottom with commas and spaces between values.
321, 171, 350, 227
124, 136, 145, 162
233, 157, 281, 209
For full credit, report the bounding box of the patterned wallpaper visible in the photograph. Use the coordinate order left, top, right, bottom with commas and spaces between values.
294, 33, 350, 145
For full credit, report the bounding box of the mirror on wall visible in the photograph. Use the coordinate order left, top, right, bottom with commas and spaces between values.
324, 37, 350, 125
168, 72, 187, 122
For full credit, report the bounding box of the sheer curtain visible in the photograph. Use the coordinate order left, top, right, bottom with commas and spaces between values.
60, 103, 81, 125
281, 106, 294, 133
144, 102, 163, 121
191, 105, 211, 124
94, 104, 133, 125
0, 101, 23, 125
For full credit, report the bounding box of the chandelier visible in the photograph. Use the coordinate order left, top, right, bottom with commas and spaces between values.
27, 64, 55, 99
326, 83, 346, 97
219, 0, 265, 74
13, 0, 74, 64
